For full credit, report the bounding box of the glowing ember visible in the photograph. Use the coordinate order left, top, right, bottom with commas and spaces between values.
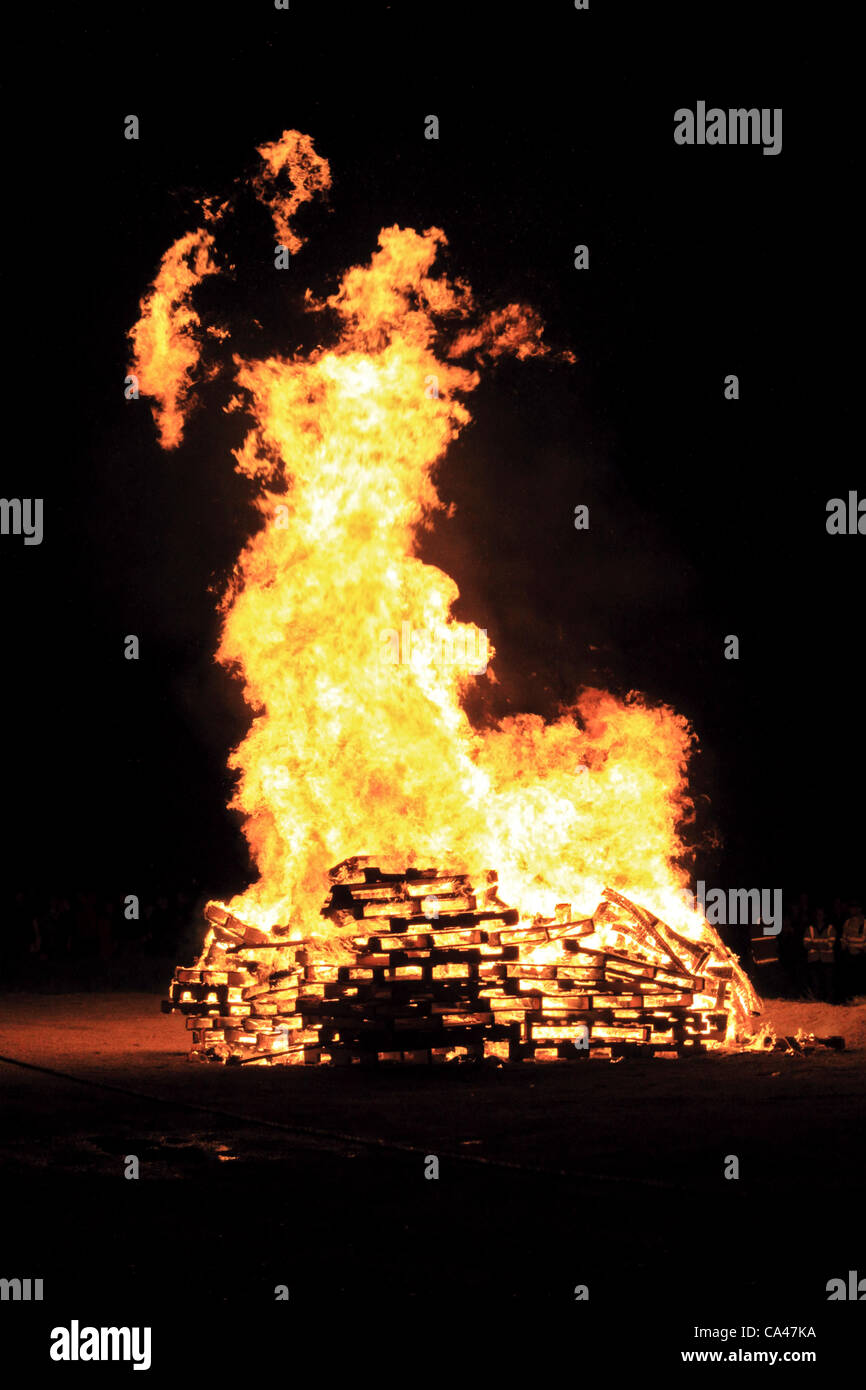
140, 130, 760, 1062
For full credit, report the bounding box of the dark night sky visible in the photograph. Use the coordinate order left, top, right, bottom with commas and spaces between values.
2, 4, 861, 913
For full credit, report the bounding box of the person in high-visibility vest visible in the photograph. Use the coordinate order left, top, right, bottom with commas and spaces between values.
841, 903, 866, 999
804, 909, 836, 1000
803, 916, 824, 998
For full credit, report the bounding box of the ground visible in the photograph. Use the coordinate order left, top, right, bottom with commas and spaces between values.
1, 993, 864, 1371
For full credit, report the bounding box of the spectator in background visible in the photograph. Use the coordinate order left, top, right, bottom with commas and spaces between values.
1, 891, 39, 981
39, 896, 69, 962
841, 901, 866, 999
73, 891, 100, 961
803, 908, 829, 1000
96, 899, 115, 962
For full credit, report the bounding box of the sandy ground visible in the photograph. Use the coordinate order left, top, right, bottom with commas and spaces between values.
755, 995, 866, 1048
1, 992, 864, 1367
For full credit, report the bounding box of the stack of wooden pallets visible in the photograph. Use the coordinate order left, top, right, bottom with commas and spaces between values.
161, 906, 315, 1063
162, 862, 758, 1064
301, 861, 524, 1064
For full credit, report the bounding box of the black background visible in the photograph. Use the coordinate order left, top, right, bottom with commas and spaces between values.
2, 3, 860, 924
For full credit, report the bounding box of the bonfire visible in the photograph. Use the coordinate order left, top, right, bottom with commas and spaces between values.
128, 130, 761, 1064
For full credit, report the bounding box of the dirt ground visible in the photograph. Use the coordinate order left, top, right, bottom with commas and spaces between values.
753, 995, 866, 1048
1, 992, 864, 1370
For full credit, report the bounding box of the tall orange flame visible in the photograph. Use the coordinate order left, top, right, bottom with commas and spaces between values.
128, 228, 221, 449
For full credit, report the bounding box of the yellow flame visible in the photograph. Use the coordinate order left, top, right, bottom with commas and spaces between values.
214, 219, 708, 952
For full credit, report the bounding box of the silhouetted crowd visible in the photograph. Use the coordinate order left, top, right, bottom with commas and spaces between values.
0, 885, 204, 988
725, 893, 866, 1003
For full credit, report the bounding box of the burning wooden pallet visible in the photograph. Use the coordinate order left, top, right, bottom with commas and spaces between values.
162, 864, 759, 1064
